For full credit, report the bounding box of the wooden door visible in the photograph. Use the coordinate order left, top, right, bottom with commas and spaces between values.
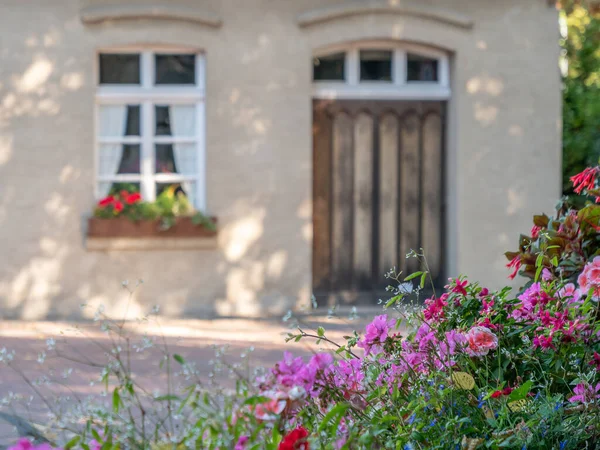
312, 99, 445, 301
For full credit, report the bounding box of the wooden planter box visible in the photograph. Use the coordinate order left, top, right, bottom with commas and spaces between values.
86, 216, 218, 251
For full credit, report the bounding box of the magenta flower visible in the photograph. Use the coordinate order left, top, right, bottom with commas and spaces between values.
235, 435, 249, 450
569, 382, 600, 403
357, 314, 396, 355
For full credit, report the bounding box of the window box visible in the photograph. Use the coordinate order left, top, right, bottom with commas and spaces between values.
86, 216, 218, 251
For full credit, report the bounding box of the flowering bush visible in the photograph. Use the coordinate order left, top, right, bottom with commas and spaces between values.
2, 168, 600, 449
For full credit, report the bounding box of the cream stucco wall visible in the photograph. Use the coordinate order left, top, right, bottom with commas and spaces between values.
0, 0, 561, 319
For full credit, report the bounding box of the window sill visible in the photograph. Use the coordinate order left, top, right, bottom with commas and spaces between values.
86, 216, 217, 252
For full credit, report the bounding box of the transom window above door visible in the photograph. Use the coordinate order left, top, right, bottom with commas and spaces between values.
312, 42, 450, 100
96, 49, 206, 211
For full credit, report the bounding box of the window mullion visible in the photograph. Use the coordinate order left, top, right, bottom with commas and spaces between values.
196, 100, 206, 212
393, 49, 407, 85
346, 48, 359, 85
141, 51, 153, 89
141, 100, 155, 201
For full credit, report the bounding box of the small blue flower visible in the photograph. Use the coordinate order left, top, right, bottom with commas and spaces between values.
554, 401, 562, 411
403, 443, 415, 450
559, 441, 567, 450
428, 419, 437, 428
407, 413, 416, 425
522, 446, 527, 450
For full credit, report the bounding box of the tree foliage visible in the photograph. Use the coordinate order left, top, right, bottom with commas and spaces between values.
560, 0, 600, 193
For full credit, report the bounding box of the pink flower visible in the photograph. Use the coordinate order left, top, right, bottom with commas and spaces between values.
578, 257, 600, 299
450, 278, 468, 296
423, 294, 448, 322
465, 326, 498, 357
357, 314, 395, 355
533, 334, 555, 351
254, 392, 287, 421
569, 382, 600, 403
235, 436, 249, 450
590, 352, 600, 371
8, 440, 59, 450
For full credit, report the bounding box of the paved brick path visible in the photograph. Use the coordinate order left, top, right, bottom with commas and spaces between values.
0, 310, 380, 445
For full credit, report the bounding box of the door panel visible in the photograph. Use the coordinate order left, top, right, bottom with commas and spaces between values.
312, 100, 445, 300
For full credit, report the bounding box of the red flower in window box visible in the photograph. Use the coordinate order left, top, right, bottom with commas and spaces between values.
125, 192, 142, 205
278, 427, 309, 450
113, 200, 124, 213
98, 196, 115, 208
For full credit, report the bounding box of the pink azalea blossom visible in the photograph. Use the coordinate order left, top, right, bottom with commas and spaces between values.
357, 314, 396, 355
569, 382, 600, 403
465, 326, 498, 357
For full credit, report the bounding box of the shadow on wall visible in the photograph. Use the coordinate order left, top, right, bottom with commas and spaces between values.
0, 11, 312, 321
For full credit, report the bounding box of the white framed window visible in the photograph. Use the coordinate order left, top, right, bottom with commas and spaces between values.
312, 42, 450, 100
95, 48, 206, 211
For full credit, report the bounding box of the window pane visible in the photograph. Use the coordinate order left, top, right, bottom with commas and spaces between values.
313, 52, 345, 81
155, 105, 195, 136
155, 54, 195, 85
156, 182, 196, 209
99, 105, 140, 137
99, 54, 140, 84
360, 50, 392, 82
155, 144, 177, 173
156, 143, 196, 174
407, 53, 438, 82
116, 144, 141, 174
99, 144, 140, 175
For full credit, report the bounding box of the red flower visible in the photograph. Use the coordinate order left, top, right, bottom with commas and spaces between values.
506, 256, 521, 280
590, 352, 600, 371
570, 167, 599, 194
113, 200, 124, 213
120, 190, 130, 199
98, 196, 115, 208
125, 192, 142, 205
501, 386, 514, 396
530, 225, 542, 239
490, 390, 502, 399
278, 427, 309, 450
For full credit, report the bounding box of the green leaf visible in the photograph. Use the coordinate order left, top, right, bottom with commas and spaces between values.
64, 436, 80, 450
173, 354, 185, 365
508, 380, 533, 402
112, 388, 121, 413
420, 271, 427, 289
242, 395, 270, 406
154, 395, 180, 402
318, 402, 350, 433
317, 326, 325, 337
403, 271, 422, 281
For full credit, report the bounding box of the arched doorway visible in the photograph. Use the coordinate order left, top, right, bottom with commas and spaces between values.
311, 42, 449, 303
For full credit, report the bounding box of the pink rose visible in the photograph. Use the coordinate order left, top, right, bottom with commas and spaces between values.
465, 326, 498, 357
254, 391, 287, 421
578, 257, 600, 299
